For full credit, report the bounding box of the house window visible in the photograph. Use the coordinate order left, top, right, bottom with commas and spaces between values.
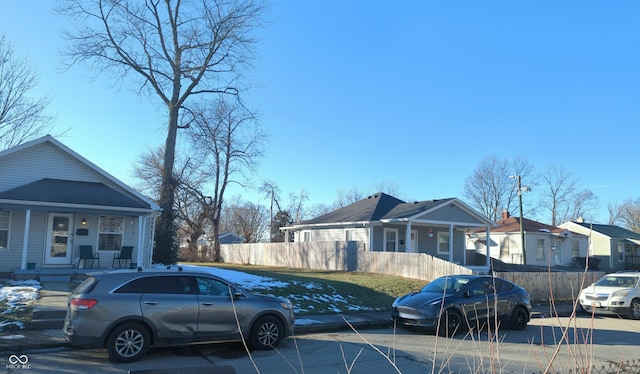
384, 229, 398, 252
536, 239, 545, 261
0, 210, 10, 250
572, 240, 579, 258
345, 229, 354, 241
437, 232, 449, 254
98, 216, 124, 250
302, 231, 310, 242
618, 242, 624, 262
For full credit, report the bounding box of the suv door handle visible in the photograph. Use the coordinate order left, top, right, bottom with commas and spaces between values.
200, 302, 214, 306
143, 301, 159, 305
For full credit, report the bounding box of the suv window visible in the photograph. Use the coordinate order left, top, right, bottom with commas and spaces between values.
494, 279, 514, 292
150, 276, 194, 294
116, 277, 148, 293
197, 277, 232, 296
74, 276, 98, 294
115, 276, 195, 294
466, 278, 494, 296
595, 275, 639, 288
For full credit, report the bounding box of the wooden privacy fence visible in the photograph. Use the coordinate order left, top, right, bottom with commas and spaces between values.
495, 271, 605, 301
219, 241, 472, 280
218, 241, 605, 301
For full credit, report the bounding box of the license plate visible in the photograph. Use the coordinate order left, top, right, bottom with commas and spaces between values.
591, 302, 601, 307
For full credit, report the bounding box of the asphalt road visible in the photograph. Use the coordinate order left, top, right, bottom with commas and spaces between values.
8, 315, 640, 374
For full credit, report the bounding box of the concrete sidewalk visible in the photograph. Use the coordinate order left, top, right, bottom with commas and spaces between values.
0, 282, 579, 354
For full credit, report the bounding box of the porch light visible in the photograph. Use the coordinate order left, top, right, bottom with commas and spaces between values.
81, 218, 87, 225
428, 228, 433, 238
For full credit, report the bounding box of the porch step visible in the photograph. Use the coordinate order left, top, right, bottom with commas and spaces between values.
31, 286, 70, 330
30, 316, 66, 330
38, 275, 71, 283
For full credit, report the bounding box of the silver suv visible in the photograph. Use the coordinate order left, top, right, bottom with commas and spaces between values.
63, 267, 295, 362
578, 271, 640, 319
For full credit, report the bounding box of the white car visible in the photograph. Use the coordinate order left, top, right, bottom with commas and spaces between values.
578, 271, 640, 319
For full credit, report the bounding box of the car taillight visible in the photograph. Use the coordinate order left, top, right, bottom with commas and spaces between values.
70, 298, 98, 310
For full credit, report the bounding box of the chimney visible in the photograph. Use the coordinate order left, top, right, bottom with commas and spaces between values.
576, 216, 584, 223
501, 210, 510, 220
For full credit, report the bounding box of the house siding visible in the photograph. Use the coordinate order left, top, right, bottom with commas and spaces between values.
558, 222, 622, 271
4, 210, 48, 268
0, 142, 123, 193
296, 226, 369, 243
420, 204, 484, 225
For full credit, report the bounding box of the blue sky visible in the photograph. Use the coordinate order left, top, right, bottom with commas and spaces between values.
1, 1, 638, 224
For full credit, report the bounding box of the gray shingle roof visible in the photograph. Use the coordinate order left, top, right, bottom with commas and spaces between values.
574, 222, 640, 239
0, 178, 152, 209
302, 192, 405, 224
381, 198, 455, 219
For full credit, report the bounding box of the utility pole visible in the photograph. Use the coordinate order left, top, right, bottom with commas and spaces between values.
511, 175, 531, 265
270, 189, 274, 243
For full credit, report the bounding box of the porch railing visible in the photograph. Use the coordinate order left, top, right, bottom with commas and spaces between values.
625, 255, 640, 270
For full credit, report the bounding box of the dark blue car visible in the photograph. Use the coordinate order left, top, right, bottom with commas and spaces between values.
392, 275, 531, 337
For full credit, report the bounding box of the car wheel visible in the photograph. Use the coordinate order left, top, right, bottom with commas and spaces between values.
250, 316, 284, 350
106, 322, 150, 363
577, 302, 587, 314
509, 306, 529, 330
437, 309, 463, 337
628, 299, 640, 320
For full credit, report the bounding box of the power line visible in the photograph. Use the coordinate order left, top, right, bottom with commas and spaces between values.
528, 180, 640, 191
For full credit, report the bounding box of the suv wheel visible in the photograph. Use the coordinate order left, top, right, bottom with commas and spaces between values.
629, 299, 640, 320
250, 316, 283, 350
107, 322, 150, 363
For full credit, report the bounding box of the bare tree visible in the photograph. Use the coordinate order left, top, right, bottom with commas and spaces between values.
287, 189, 309, 224
0, 34, 54, 149
187, 98, 265, 261
133, 146, 209, 261
615, 198, 640, 233
558, 189, 599, 224
607, 201, 625, 225
132, 147, 164, 201
539, 164, 579, 226
57, 0, 266, 264
463, 156, 534, 221
222, 196, 269, 243
260, 180, 282, 241
331, 181, 402, 210
333, 186, 365, 209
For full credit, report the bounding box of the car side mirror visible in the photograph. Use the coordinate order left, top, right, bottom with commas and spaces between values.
233, 291, 244, 300
462, 291, 471, 298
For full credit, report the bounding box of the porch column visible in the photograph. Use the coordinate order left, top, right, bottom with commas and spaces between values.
485, 227, 491, 267
448, 225, 454, 262
136, 215, 144, 268
405, 222, 412, 252
20, 209, 31, 270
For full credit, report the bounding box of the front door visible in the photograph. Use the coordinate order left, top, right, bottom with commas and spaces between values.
45, 213, 74, 265
554, 239, 562, 266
